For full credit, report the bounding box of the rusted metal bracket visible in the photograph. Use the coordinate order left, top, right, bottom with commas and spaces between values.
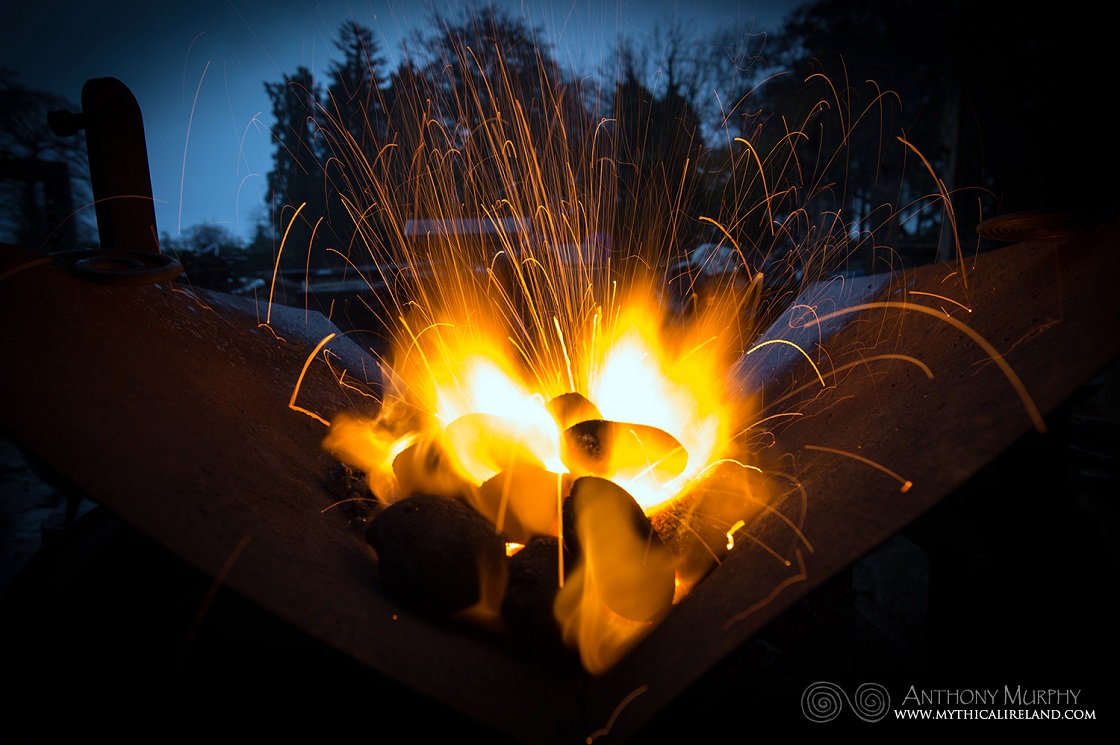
49, 77, 164, 260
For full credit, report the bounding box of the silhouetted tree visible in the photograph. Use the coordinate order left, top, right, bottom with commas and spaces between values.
263, 65, 329, 268
608, 34, 708, 265
754, 0, 1117, 266
763, 0, 963, 262
325, 22, 389, 151
160, 222, 247, 291
406, 5, 588, 216
319, 21, 392, 263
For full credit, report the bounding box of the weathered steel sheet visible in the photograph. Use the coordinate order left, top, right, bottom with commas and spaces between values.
0, 224, 1116, 740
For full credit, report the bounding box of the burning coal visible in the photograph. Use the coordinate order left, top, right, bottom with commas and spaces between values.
322, 282, 763, 671
281, 8, 1016, 673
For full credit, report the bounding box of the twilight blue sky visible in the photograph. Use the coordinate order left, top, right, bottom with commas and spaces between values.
1, 0, 791, 246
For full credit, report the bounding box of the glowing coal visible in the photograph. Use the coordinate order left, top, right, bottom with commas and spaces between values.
359, 402, 706, 673
331, 312, 765, 675
555, 476, 676, 673
478, 464, 567, 544
561, 419, 688, 486
308, 11, 765, 674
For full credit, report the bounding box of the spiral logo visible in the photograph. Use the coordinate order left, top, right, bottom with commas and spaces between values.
852, 682, 891, 720
801, 682, 891, 723
801, 681, 845, 722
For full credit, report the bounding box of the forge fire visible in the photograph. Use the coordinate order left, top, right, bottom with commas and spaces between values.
283, 11, 810, 674
323, 281, 773, 673
262, 8, 1033, 676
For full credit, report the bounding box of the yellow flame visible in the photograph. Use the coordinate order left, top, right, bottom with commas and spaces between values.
554, 480, 675, 674
322, 413, 411, 502
589, 302, 732, 510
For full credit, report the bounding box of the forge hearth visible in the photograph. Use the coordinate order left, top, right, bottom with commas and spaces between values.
1, 221, 1117, 740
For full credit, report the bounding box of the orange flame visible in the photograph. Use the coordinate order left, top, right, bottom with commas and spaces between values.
322, 281, 754, 670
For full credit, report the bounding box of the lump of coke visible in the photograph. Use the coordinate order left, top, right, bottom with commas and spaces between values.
477, 464, 567, 544
501, 536, 569, 652
562, 477, 660, 562
393, 439, 469, 500
366, 493, 507, 616
547, 391, 602, 430
561, 476, 675, 621
561, 420, 688, 483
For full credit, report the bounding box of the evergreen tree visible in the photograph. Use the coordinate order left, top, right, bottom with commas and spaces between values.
325, 21, 389, 158
263, 65, 328, 268
320, 21, 391, 264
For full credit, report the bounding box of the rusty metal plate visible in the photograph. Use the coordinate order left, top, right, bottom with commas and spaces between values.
1, 224, 1117, 740
976, 210, 1098, 242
